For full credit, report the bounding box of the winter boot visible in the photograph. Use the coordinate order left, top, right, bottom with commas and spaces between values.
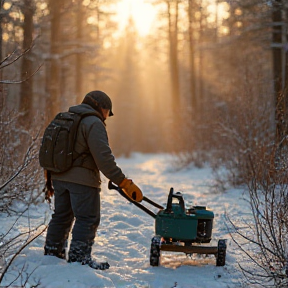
44, 240, 66, 259
68, 240, 110, 270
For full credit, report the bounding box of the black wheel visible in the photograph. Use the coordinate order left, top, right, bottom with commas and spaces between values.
150, 236, 161, 266
184, 241, 192, 246
216, 239, 227, 266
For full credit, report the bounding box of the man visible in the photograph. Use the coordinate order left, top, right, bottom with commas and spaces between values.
43, 90, 143, 270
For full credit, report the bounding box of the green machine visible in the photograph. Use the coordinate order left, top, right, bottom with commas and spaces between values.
108, 182, 226, 267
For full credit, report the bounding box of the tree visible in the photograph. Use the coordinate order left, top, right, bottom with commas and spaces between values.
167, 0, 180, 115
0, 0, 4, 62
272, 0, 288, 144
47, 0, 63, 121
75, 0, 83, 103
188, 0, 197, 114
19, 0, 35, 121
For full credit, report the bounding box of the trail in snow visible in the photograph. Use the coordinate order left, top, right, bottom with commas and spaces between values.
1, 153, 251, 288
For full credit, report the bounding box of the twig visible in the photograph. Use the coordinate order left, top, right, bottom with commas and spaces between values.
0, 144, 33, 191
0, 63, 43, 84
0, 225, 47, 285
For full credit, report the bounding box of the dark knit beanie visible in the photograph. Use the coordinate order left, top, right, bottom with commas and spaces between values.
82, 90, 114, 116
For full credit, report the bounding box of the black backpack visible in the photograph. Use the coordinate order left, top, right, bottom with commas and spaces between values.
39, 111, 98, 173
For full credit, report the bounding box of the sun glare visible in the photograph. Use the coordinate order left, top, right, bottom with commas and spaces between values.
114, 0, 156, 37
207, 1, 229, 24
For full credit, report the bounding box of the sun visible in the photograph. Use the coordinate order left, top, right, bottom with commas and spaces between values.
114, 0, 156, 37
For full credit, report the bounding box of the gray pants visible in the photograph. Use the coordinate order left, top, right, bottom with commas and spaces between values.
46, 180, 101, 245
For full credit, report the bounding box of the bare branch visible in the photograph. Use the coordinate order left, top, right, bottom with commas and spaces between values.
0, 46, 32, 70
0, 143, 33, 191
0, 63, 44, 84
0, 225, 47, 285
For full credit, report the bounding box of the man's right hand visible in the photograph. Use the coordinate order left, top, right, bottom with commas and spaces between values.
119, 178, 143, 202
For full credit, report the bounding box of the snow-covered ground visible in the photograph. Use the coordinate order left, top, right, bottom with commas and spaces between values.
1, 153, 252, 288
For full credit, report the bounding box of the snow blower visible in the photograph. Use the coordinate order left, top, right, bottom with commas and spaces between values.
108, 181, 227, 267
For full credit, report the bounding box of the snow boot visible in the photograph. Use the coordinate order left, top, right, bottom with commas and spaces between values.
44, 240, 66, 259
68, 240, 110, 270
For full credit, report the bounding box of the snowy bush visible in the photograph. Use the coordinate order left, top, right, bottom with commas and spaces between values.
0, 106, 47, 286
0, 107, 44, 212
226, 142, 288, 287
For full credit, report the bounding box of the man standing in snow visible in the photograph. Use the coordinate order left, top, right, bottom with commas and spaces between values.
43, 90, 143, 270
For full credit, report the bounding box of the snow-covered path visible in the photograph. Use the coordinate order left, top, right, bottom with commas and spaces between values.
1, 153, 250, 288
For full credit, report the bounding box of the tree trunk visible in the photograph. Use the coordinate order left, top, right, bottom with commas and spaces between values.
188, 0, 197, 114
285, 4, 288, 138
0, 0, 4, 111
75, 0, 83, 103
198, 0, 204, 106
167, 0, 180, 114
19, 0, 34, 121
272, 0, 285, 143
47, 0, 62, 121
0, 0, 3, 62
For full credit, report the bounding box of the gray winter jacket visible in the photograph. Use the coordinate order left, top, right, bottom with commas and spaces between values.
51, 103, 125, 188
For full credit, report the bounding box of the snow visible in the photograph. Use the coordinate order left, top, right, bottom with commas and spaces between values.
1, 153, 252, 288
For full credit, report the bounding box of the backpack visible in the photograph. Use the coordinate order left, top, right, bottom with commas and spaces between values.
39, 111, 98, 173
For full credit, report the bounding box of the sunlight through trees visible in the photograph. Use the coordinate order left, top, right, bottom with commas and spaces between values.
0, 0, 288, 154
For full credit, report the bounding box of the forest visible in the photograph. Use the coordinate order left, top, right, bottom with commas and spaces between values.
1, 0, 288, 287
1, 0, 286, 155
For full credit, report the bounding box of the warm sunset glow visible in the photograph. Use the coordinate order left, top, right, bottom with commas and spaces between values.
113, 0, 156, 37
207, 1, 229, 24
